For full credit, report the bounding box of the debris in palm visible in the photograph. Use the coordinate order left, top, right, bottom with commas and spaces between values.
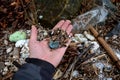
47, 28, 69, 49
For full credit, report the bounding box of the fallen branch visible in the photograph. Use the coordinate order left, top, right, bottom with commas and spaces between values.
89, 25, 120, 70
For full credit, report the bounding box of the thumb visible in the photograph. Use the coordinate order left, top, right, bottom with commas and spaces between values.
30, 25, 37, 41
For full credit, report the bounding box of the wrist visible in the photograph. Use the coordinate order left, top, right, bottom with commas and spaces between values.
29, 56, 58, 67
25, 58, 56, 73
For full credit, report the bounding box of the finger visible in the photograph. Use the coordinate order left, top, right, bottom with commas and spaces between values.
53, 20, 65, 30
30, 25, 37, 41
66, 33, 72, 46
66, 24, 73, 34
59, 33, 72, 50
61, 20, 71, 31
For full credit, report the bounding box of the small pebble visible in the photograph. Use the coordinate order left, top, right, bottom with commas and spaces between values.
105, 37, 109, 40
13, 55, 19, 59
106, 78, 112, 80
19, 58, 26, 64
72, 37, 79, 43
98, 73, 104, 79
104, 64, 112, 72
4, 40, 8, 45
6, 47, 13, 53
84, 31, 95, 41
114, 49, 120, 60
0, 62, 5, 70
91, 41, 100, 53
72, 70, 79, 78
12, 47, 20, 55
4, 67, 8, 72
5, 62, 11, 66
39, 15, 43, 19
43, 31, 48, 36
112, 35, 118, 39
94, 62, 104, 72
74, 34, 88, 43
2, 71, 7, 75
21, 53, 29, 58
84, 41, 90, 47
26, 30, 31, 37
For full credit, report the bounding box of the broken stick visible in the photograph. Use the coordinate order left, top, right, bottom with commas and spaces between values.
89, 25, 120, 69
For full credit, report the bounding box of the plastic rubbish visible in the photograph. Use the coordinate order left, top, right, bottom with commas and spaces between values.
72, 34, 88, 43
114, 49, 120, 60
72, 0, 117, 32
96, 0, 117, 11
15, 39, 29, 59
71, 70, 79, 78
20, 40, 29, 59
106, 22, 120, 37
9, 30, 26, 42
72, 6, 108, 31
15, 40, 29, 48
84, 31, 95, 41
98, 73, 105, 80
49, 41, 60, 49
90, 41, 100, 53
106, 78, 112, 80
94, 62, 105, 80
94, 62, 104, 73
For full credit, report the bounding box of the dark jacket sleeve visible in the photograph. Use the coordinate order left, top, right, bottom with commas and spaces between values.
12, 58, 55, 80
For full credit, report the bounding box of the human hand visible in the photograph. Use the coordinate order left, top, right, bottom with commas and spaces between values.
29, 20, 73, 67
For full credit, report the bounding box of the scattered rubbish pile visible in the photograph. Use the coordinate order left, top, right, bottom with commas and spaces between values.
0, 0, 120, 80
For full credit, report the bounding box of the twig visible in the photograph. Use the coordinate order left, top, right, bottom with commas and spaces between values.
76, 53, 95, 69
69, 67, 75, 80
64, 57, 77, 78
51, 0, 69, 22
20, 0, 43, 29
64, 44, 93, 78
30, 0, 38, 25
20, 0, 33, 24
82, 54, 106, 65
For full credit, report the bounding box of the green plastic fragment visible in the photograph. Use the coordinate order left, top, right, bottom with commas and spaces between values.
9, 30, 26, 42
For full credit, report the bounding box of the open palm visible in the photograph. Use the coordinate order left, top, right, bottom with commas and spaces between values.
29, 20, 73, 67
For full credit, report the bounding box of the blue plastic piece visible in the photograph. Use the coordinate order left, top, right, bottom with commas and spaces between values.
49, 40, 60, 49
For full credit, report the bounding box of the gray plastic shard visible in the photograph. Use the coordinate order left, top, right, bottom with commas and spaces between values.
72, 6, 108, 33
72, 0, 117, 33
